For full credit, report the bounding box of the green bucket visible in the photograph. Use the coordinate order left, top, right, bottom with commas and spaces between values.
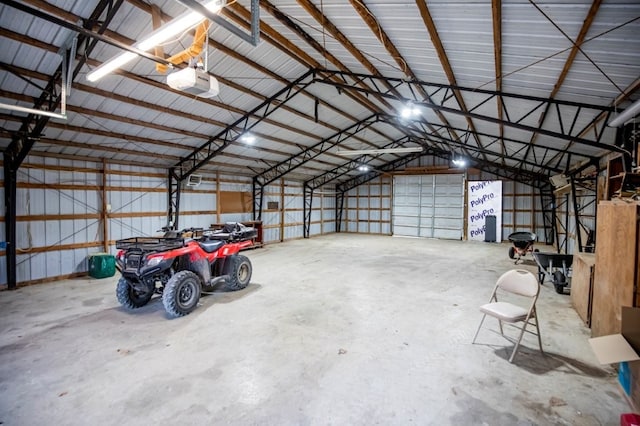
89, 253, 116, 279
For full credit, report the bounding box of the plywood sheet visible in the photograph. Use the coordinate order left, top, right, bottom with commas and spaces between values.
220, 191, 252, 214
589, 334, 640, 364
571, 253, 596, 326
591, 202, 639, 337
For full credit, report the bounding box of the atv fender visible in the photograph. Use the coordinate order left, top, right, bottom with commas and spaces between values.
188, 256, 211, 285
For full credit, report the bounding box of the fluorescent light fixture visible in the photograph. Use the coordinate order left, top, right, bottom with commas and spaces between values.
608, 98, 640, 127
336, 147, 423, 156
0, 102, 66, 119
86, 0, 225, 82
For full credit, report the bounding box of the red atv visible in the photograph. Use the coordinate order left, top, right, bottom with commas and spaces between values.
115, 223, 256, 317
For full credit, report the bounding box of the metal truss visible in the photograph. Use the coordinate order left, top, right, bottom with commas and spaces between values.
168, 69, 315, 226
304, 135, 414, 190
3, 0, 125, 289
377, 114, 598, 176
539, 185, 556, 247
303, 183, 313, 238
252, 113, 380, 220
167, 168, 181, 229
175, 69, 315, 181
312, 70, 630, 164
570, 173, 598, 253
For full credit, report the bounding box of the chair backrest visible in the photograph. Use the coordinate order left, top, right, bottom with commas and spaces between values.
496, 269, 539, 297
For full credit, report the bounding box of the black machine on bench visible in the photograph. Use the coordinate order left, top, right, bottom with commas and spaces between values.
203, 222, 258, 242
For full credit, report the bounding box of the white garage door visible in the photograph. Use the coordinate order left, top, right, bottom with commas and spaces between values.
392, 174, 465, 239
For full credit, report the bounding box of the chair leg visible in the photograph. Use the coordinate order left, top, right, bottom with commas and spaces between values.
472, 314, 487, 344
508, 321, 529, 363
533, 311, 544, 354
498, 319, 504, 335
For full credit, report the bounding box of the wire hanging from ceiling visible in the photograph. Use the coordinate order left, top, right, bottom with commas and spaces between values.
286, 5, 408, 76
527, 0, 625, 95
474, 15, 640, 92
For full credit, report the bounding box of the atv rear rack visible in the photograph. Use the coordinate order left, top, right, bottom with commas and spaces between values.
115, 237, 186, 251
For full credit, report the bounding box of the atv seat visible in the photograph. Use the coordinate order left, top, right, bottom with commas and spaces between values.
198, 240, 225, 253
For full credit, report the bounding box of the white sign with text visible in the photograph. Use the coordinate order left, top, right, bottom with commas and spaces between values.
467, 180, 502, 242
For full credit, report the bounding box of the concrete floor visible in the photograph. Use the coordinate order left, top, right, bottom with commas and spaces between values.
0, 234, 630, 425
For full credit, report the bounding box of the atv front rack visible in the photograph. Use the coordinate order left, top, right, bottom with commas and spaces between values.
115, 237, 186, 251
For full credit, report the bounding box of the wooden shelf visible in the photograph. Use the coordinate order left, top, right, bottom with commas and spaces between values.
607, 172, 640, 199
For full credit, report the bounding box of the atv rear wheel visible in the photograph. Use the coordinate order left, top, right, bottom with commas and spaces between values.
162, 270, 202, 317
116, 277, 153, 309
225, 255, 252, 291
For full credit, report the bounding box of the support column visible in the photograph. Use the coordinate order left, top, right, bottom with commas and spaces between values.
216, 171, 221, 224
279, 179, 285, 242
102, 159, 109, 252
252, 177, 264, 221
167, 168, 181, 229
335, 191, 345, 233
3, 155, 17, 290
303, 183, 313, 238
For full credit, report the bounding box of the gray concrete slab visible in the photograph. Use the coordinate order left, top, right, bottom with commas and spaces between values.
0, 234, 630, 425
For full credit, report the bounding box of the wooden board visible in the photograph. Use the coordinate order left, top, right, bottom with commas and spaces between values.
571, 252, 596, 327
219, 191, 252, 214
591, 202, 640, 337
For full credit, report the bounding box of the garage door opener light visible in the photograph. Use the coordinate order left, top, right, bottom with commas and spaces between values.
86, 0, 225, 82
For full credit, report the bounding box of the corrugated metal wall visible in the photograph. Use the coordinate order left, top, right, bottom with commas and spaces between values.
0, 157, 337, 286
342, 156, 549, 244
344, 176, 392, 234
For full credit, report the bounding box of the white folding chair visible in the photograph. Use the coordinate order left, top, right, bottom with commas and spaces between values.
472, 269, 543, 363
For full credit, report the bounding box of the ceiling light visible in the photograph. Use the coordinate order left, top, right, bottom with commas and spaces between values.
336, 147, 423, 156
608, 98, 640, 127
86, 0, 225, 82
401, 103, 420, 118
452, 158, 466, 167
241, 134, 256, 144
358, 165, 370, 172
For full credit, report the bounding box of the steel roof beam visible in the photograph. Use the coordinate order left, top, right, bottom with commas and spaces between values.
174, 69, 315, 180
518, 0, 603, 170
254, 114, 381, 187
305, 136, 424, 190
379, 115, 575, 176
313, 70, 627, 156
348, 0, 467, 152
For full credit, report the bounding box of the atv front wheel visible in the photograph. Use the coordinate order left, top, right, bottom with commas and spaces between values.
162, 270, 202, 317
508, 246, 515, 259
116, 277, 153, 309
225, 255, 252, 291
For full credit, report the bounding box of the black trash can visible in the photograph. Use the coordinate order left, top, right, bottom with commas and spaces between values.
485, 215, 497, 242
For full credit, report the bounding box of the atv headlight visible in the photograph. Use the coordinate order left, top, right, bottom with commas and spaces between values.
146, 256, 163, 267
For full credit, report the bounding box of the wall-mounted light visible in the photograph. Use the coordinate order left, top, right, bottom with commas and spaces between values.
86, 0, 225, 82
